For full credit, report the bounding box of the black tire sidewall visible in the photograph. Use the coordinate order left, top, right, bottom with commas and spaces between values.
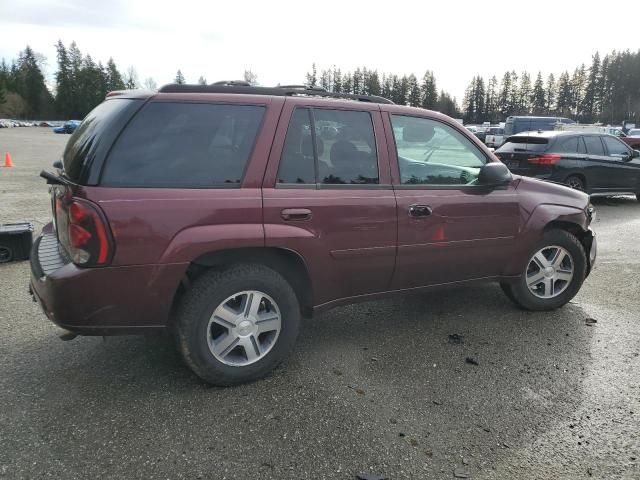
178, 265, 300, 385
565, 175, 585, 192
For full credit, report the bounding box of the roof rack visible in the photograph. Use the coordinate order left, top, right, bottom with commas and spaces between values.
157, 83, 394, 104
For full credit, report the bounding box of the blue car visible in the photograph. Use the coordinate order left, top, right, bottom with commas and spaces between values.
53, 120, 81, 134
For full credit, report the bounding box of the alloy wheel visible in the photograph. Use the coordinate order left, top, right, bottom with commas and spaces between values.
526, 246, 574, 299
207, 290, 281, 366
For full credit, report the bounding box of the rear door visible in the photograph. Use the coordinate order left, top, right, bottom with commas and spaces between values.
262, 100, 397, 307
384, 111, 520, 288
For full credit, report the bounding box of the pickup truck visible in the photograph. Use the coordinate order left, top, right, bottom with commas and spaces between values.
485, 126, 505, 148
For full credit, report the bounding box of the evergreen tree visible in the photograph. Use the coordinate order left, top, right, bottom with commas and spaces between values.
174, 69, 185, 85
352, 68, 363, 95
332, 67, 342, 93
197, 76, 207, 85
509, 71, 519, 114
319, 69, 331, 90
420, 71, 438, 109
518, 72, 531, 115
581, 52, 600, 122
342, 72, 352, 94
306, 63, 317, 87
381, 74, 393, 100
498, 71, 512, 117
545, 73, 556, 114
556, 71, 572, 117
485, 75, 498, 122
55, 40, 73, 117
105, 58, 125, 92
571, 64, 587, 119
15, 46, 54, 119
407, 74, 421, 107
531, 72, 546, 115
366, 70, 381, 96
437, 90, 460, 118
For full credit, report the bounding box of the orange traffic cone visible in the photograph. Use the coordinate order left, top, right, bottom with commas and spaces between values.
3, 152, 14, 168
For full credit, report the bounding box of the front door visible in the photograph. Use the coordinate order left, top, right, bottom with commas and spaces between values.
262, 101, 397, 307
383, 112, 520, 289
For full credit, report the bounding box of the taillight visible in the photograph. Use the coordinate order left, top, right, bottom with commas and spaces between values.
62, 198, 113, 266
528, 154, 561, 166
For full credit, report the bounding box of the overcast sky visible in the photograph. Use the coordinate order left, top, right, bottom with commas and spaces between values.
0, 0, 632, 101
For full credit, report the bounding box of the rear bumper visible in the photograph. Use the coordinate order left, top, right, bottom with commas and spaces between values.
30, 227, 187, 336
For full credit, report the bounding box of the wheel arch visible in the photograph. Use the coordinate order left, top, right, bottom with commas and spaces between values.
169, 247, 314, 326
564, 173, 588, 192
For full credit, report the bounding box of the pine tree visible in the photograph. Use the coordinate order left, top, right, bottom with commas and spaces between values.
105, 58, 125, 92
518, 72, 531, 115
571, 64, 586, 119
509, 71, 519, 114
342, 72, 352, 94
319, 69, 331, 90
531, 72, 546, 115
197, 76, 207, 85
15, 45, 54, 119
332, 67, 342, 93
174, 69, 185, 85
407, 74, 421, 107
545, 73, 556, 114
55, 40, 73, 118
420, 71, 438, 110
305, 63, 317, 87
366, 70, 381, 96
352, 68, 363, 95
485, 75, 498, 122
556, 71, 572, 117
381, 74, 393, 100
498, 71, 512, 117
581, 52, 600, 122
437, 90, 460, 118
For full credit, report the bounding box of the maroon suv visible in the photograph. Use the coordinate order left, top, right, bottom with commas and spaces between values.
30, 83, 597, 385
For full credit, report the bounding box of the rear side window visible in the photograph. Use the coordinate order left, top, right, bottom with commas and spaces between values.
584, 136, 605, 156
63, 98, 141, 184
277, 108, 379, 186
497, 136, 549, 153
101, 102, 265, 188
554, 137, 579, 153
602, 136, 630, 158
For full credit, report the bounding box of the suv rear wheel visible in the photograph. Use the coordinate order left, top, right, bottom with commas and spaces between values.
501, 229, 587, 311
176, 264, 300, 385
565, 175, 585, 192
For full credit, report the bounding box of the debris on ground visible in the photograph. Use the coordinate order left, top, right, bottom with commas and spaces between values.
465, 357, 479, 366
433, 400, 443, 405
585, 318, 598, 326
333, 368, 343, 376
356, 473, 386, 480
453, 467, 470, 478
410, 438, 418, 446
448, 334, 464, 345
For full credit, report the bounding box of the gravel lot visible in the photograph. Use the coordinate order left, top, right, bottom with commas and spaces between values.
1, 128, 638, 479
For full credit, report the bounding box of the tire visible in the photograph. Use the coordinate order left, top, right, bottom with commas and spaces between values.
176, 264, 300, 386
0, 246, 13, 263
565, 175, 585, 192
501, 229, 587, 311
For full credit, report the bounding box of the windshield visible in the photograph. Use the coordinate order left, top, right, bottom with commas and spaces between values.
62, 98, 141, 183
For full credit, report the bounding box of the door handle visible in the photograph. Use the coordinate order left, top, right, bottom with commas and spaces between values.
408, 205, 433, 217
281, 208, 312, 221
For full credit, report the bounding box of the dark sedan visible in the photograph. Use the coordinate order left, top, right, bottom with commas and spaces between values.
495, 131, 640, 200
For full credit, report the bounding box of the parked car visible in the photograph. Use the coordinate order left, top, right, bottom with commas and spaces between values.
620, 131, 640, 150
495, 130, 640, 199
31, 84, 597, 385
627, 129, 640, 138
53, 120, 81, 134
504, 116, 575, 138
485, 126, 505, 148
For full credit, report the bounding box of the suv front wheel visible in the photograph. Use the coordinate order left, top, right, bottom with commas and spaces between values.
176, 264, 300, 385
501, 229, 587, 311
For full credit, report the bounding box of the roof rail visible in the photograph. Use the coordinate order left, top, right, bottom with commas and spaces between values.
157, 83, 394, 104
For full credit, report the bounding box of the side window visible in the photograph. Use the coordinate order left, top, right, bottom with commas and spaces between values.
602, 136, 630, 159
578, 137, 587, 154
314, 109, 379, 185
277, 109, 315, 184
391, 115, 486, 185
554, 137, 579, 154
584, 136, 605, 156
102, 102, 264, 187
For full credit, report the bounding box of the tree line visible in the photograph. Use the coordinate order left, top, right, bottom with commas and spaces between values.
1, 43, 638, 125
462, 50, 640, 125
305, 64, 460, 118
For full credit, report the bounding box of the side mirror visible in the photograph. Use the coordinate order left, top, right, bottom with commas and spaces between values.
478, 162, 512, 187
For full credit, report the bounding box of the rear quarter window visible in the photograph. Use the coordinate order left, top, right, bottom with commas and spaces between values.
101, 102, 265, 188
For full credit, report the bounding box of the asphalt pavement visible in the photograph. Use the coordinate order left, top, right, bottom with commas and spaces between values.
0, 128, 638, 479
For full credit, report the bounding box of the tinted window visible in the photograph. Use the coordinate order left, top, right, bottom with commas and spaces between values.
602, 136, 630, 158
314, 109, 379, 184
277, 109, 314, 184
102, 102, 264, 188
554, 137, 579, 154
63, 99, 141, 183
497, 136, 549, 153
584, 136, 605, 156
391, 115, 485, 185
